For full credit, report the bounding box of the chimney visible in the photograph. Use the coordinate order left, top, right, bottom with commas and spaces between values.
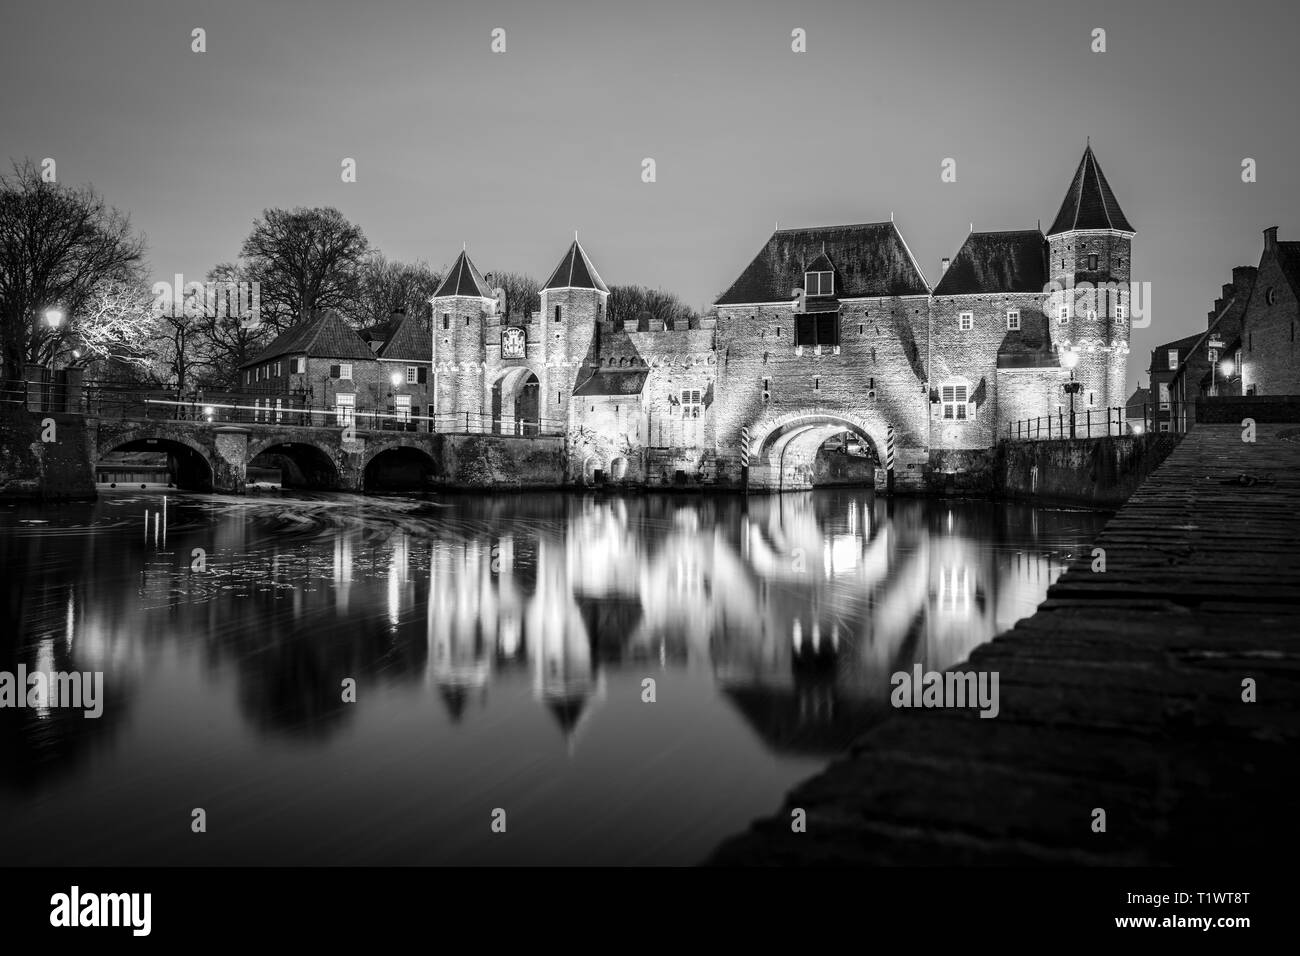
941, 257, 950, 275
1264, 226, 1279, 252
1232, 265, 1258, 291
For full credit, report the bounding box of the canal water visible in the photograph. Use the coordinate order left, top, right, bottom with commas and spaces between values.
0, 490, 1108, 865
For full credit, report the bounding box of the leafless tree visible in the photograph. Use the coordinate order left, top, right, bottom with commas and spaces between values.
0, 159, 147, 383
239, 206, 369, 333
345, 254, 442, 329
607, 284, 698, 329
483, 271, 541, 321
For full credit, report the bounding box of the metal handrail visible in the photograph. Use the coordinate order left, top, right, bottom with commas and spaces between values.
1, 381, 567, 437
1004, 404, 1153, 441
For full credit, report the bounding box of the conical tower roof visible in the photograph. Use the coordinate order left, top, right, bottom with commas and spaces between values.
1047, 144, 1133, 235
542, 239, 609, 293
433, 248, 494, 299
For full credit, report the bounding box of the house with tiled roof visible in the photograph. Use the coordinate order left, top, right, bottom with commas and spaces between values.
238, 310, 400, 428
1167, 265, 1256, 431
1241, 227, 1300, 396
376, 309, 433, 427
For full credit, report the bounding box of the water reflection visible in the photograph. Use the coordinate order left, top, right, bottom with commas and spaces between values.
0, 490, 1106, 864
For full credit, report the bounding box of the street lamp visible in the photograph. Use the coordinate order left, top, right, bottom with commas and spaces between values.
1060, 348, 1082, 438
43, 308, 64, 372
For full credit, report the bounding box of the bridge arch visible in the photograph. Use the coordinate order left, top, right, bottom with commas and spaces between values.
361, 440, 439, 492
247, 435, 342, 490
746, 407, 889, 492
96, 428, 215, 491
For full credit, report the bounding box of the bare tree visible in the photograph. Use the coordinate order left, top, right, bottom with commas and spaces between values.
69, 278, 158, 370
484, 271, 541, 321
192, 262, 271, 389
346, 254, 442, 329
607, 284, 698, 329
239, 206, 369, 333
0, 159, 146, 383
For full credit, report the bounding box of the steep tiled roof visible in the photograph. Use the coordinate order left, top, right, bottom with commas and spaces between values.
1275, 241, 1300, 299
573, 369, 647, 396
377, 312, 432, 362
1047, 145, 1134, 235
715, 222, 928, 305
243, 311, 374, 367
434, 249, 493, 299
542, 240, 609, 293
934, 230, 1048, 296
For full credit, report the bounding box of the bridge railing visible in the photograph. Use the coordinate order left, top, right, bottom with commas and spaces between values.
1, 380, 566, 437
1005, 405, 1150, 441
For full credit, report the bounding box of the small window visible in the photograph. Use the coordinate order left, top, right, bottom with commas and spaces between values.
1116, 298, 1127, 322
339, 363, 353, 380
681, 389, 702, 419
554, 305, 562, 322
958, 312, 973, 331
1088, 255, 1098, 271
1266, 287, 1277, 306
1158, 422, 1170, 433
1006, 309, 1020, 331
1058, 305, 1069, 324
442, 313, 450, 329
805, 271, 834, 297
406, 365, 418, 384
1167, 349, 1178, 369
940, 383, 969, 421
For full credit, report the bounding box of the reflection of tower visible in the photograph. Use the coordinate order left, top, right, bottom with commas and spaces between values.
426, 543, 493, 722
791, 617, 839, 723
529, 540, 603, 746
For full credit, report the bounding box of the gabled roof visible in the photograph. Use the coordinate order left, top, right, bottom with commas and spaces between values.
542, 239, 609, 293
573, 369, 647, 396
377, 312, 432, 362
433, 249, 493, 299
242, 311, 374, 367
934, 230, 1048, 296
1047, 145, 1134, 235
715, 221, 928, 306
1275, 241, 1300, 300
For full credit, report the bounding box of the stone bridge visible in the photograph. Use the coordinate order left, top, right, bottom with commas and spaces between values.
90, 417, 565, 494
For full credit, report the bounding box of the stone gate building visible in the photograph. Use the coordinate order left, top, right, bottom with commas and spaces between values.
429, 145, 1134, 492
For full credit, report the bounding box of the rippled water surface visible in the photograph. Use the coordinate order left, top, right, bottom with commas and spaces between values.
0, 489, 1108, 865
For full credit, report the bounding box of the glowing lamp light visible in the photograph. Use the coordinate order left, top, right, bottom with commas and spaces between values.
1060, 348, 1080, 370
44, 308, 65, 328
1131, 424, 1144, 435
203, 406, 214, 422
1220, 358, 1235, 377
390, 371, 403, 388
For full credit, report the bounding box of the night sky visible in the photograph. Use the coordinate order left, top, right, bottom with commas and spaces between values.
3, 0, 1297, 391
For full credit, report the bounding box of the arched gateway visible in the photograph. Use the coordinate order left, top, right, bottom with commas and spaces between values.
742, 407, 895, 492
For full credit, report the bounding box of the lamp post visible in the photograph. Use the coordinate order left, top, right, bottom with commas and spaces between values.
43, 308, 64, 374
1060, 347, 1082, 439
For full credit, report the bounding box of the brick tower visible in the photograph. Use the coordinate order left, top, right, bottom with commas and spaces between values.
1044, 144, 1136, 414
539, 238, 609, 426
430, 247, 496, 427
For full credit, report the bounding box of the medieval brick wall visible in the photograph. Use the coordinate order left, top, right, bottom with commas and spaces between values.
1242, 244, 1300, 395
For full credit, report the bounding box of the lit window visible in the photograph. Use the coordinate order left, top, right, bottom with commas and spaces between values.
1058, 305, 1069, 324
940, 383, 969, 420
394, 394, 411, 422
805, 271, 834, 297
1167, 349, 1178, 369
1006, 309, 1020, 331
1158, 383, 1170, 410
335, 393, 355, 426
958, 312, 973, 331
339, 363, 353, 379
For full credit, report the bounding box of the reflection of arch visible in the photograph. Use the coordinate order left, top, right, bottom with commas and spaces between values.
362, 442, 438, 492
490, 366, 541, 436
97, 432, 214, 491
247, 437, 341, 490
747, 408, 889, 493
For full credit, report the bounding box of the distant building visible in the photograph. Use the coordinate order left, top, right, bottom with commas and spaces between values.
1168, 266, 1256, 430
1124, 385, 1151, 433
1240, 227, 1300, 396
1148, 333, 1201, 432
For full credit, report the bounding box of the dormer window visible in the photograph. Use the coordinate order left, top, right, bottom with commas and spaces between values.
805, 270, 834, 297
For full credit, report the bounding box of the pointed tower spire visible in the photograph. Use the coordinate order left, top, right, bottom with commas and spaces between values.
433, 247, 494, 299
542, 238, 609, 292
1047, 143, 1133, 235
